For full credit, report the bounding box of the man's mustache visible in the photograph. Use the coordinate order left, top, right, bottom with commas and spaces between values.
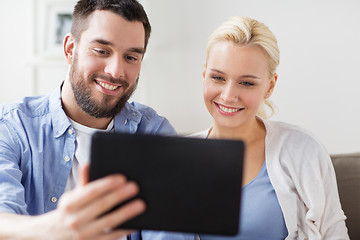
90, 73, 130, 88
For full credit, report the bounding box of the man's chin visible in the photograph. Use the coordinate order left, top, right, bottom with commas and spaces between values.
86, 99, 128, 119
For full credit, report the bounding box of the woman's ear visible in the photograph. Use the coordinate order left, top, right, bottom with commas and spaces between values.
202, 63, 206, 83
265, 73, 278, 98
63, 33, 75, 64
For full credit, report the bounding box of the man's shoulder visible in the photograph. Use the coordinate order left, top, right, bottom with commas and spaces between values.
130, 101, 156, 113
126, 102, 176, 135
130, 102, 165, 120
0, 95, 51, 120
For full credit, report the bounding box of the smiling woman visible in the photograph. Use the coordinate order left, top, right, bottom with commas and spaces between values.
134, 15, 351, 240
203, 42, 276, 130
194, 16, 348, 240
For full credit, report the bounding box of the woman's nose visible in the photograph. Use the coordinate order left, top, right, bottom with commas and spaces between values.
220, 82, 238, 103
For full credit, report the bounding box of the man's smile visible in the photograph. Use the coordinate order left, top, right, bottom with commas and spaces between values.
94, 79, 124, 96
95, 79, 120, 90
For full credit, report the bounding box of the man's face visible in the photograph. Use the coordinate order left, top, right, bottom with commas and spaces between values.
68, 10, 145, 118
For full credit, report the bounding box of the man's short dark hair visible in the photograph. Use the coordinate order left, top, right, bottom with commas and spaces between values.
71, 0, 151, 51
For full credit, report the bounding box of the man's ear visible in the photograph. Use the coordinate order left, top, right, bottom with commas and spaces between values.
63, 33, 75, 64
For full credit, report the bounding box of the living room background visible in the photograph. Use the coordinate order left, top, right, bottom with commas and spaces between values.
1, 0, 359, 154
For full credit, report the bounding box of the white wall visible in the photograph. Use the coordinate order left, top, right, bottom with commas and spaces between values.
142, 0, 360, 154
1, 0, 359, 154
0, 0, 33, 103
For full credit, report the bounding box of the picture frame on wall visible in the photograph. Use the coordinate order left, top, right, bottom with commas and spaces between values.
37, 0, 76, 58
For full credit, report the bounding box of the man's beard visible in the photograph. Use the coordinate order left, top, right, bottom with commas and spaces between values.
69, 57, 138, 119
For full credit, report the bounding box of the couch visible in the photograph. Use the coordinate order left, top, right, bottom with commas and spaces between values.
331, 152, 360, 239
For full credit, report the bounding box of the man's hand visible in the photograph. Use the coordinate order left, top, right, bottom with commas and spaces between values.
0, 165, 145, 240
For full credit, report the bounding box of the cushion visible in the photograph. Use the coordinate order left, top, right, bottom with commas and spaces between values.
331, 153, 360, 239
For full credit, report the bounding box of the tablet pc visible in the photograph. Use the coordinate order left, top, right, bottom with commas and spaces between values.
89, 132, 244, 235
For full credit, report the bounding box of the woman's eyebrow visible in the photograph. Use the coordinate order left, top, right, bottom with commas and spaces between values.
240, 75, 260, 79
210, 68, 225, 74
210, 68, 260, 79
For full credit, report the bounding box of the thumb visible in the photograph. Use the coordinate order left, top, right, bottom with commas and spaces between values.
79, 164, 90, 186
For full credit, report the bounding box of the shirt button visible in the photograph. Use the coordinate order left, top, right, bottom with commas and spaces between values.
64, 156, 70, 162
68, 129, 74, 135
51, 197, 57, 203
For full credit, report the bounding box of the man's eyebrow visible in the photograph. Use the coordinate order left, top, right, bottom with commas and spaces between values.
90, 39, 113, 46
89, 39, 144, 54
128, 47, 145, 54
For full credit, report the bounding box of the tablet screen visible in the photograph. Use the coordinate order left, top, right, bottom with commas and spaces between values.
89, 132, 244, 235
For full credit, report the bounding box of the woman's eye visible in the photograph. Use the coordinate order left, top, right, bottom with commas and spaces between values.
240, 81, 255, 86
212, 76, 224, 81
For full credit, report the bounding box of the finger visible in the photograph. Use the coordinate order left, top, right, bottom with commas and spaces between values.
79, 164, 90, 186
74, 181, 141, 226
59, 174, 127, 212
89, 230, 134, 240
79, 199, 146, 238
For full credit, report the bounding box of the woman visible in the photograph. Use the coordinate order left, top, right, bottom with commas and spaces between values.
193, 16, 349, 239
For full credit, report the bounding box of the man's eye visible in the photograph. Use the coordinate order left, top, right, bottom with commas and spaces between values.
93, 49, 109, 55
125, 56, 138, 61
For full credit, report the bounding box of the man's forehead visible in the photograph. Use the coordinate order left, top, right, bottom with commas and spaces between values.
81, 10, 145, 49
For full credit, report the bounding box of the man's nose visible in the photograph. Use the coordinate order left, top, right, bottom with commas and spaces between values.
104, 57, 125, 79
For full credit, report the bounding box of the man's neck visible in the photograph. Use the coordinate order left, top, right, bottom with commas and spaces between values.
68, 113, 112, 130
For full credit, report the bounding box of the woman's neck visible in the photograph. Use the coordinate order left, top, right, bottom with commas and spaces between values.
209, 118, 266, 144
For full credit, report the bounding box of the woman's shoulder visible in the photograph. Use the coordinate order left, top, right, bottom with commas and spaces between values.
264, 120, 320, 144
264, 119, 329, 158
264, 120, 333, 178
187, 128, 211, 139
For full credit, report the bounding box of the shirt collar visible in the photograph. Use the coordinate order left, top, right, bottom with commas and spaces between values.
49, 82, 72, 138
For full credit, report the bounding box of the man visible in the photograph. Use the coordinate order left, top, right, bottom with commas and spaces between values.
0, 0, 176, 239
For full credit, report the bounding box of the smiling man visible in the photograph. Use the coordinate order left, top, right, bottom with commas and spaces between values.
0, 1, 176, 239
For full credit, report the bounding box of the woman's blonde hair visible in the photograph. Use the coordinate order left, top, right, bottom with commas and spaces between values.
205, 16, 280, 119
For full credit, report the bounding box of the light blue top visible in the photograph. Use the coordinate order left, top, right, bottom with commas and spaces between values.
199, 161, 288, 240
0, 83, 175, 216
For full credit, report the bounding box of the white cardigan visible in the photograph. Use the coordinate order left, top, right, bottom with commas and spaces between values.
191, 120, 349, 240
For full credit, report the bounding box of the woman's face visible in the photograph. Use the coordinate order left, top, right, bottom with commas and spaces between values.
203, 41, 276, 130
